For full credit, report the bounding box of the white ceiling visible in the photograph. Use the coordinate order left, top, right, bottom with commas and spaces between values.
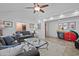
0, 3, 79, 21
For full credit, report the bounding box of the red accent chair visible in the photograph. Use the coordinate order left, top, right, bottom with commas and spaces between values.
64, 32, 77, 42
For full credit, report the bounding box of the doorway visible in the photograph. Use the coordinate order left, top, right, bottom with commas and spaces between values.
45, 22, 49, 37
16, 22, 26, 32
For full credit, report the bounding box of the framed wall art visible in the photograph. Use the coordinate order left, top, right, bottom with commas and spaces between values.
30, 23, 34, 29
3, 21, 13, 27
63, 22, 68, 30
37, 23, 41, 29
69, 22, 76, 30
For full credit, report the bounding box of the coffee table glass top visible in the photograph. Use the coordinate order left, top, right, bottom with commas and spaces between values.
24, 38, 48, 48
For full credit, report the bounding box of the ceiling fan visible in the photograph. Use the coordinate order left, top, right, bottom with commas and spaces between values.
25, 3, 48, 13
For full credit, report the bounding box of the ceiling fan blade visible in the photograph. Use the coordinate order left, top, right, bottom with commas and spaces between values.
37, 3, 40, 7
40, 9, 45, 13
34, 10, 36, 13
40, 4, 48, 8
25, 7, 34, 9
34, 3, 39, 7
34, 3, 37, 7
34, 3, 36, 5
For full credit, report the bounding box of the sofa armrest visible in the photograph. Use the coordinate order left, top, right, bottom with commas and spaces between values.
0, 44, 19, 50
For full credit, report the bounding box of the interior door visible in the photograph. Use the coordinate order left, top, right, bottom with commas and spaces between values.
22, 24, 26, 31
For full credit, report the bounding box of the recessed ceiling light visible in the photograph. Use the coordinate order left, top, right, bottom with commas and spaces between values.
38, 20, 41, 23
72, 10, 79, 16
49, 17, 54, 20
59, 14, 65, 18
43, 19, 47, 21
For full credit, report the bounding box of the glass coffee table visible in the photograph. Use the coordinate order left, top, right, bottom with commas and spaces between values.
24, 38, 48, 49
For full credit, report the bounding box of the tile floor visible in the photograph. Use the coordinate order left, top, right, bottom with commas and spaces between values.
39, 37, 79, 56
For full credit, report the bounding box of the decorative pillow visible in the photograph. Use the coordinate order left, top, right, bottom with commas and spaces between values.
0, 42, 2, 46
3, 36, 15, 45
0, 37, 6, 45
11, 40, 18, 45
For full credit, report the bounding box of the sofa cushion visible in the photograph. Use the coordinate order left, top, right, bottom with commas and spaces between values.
0, 37, 6, 45
22, 31, 31, 35
0, 42, 2, 46
3, 36, 15, 45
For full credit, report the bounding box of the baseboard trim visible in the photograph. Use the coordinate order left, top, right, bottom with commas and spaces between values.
45, 36, 58, 39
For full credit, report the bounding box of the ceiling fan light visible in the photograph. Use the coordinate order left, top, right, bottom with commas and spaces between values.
59, 14, 65, 18
49, 17, 54, 20
34, 7, 40, 11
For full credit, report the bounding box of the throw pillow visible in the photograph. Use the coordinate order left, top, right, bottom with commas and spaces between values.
0, 42, 2, 46
3, 36, 15, 45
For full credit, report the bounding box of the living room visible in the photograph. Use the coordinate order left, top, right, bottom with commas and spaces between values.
1, 2, 79, 56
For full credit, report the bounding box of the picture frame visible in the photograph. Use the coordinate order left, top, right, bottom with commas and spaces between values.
69, 22, 76, 30
3, 21, 13, 27
30, 23, 34, 29
63, 22, 68, 30
37, 23, 41, 29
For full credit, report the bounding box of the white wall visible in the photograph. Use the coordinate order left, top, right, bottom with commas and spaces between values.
1, 3, 79, 39
1, 18, 37, 36
46, 16, 79, 37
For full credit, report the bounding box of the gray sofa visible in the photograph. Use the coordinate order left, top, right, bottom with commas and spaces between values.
16, 31, 34, 38
0, 36, 40, 56
0, 36, 24, 56
15, 31, 34, 43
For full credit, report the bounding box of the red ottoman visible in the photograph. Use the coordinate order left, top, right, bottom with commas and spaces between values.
64, 32, 77, 42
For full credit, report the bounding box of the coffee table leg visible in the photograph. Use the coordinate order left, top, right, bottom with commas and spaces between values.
37, 41, 49, 50
46, 42, 49, 50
